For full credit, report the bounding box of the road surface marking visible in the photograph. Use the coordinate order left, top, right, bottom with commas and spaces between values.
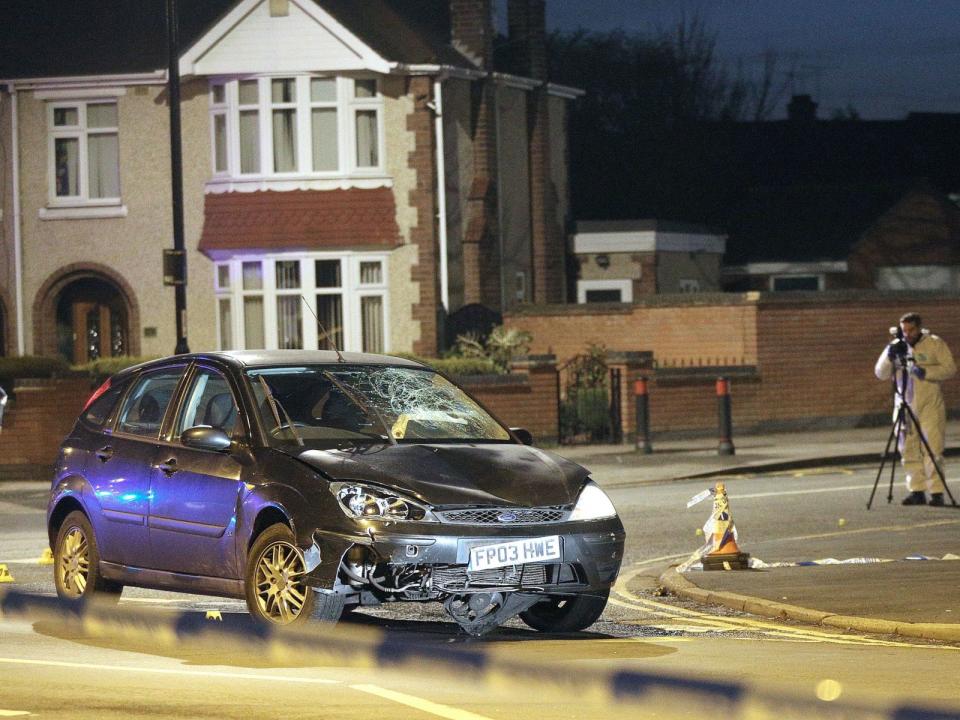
0, 657, 339, 684
351, 684, 494, 720
0, 711, 30, 717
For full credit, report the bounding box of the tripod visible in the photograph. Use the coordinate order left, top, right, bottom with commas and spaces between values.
868, 362, 958, 509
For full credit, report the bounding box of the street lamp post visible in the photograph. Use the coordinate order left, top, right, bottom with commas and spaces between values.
166, 0, 189, 354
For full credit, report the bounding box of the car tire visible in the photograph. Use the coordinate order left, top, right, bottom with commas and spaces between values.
519, 590, 609, 633
53, 510, 123, 605
245, 523, 336, 626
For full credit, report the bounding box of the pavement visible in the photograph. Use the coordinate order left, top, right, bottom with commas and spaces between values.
557, 420, 960, 642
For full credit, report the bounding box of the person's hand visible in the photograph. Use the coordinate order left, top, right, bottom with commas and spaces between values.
911, 365, 926, 380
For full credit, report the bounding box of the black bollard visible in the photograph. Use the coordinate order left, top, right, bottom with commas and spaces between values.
716, 377, 735, 456
634, 377, 653, 454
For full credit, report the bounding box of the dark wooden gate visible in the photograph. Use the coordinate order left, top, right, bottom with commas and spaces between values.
558, 355, 623, 445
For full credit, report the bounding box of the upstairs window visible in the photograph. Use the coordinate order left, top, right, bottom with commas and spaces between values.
48, 101, 120, 204
209, 75, 382, 180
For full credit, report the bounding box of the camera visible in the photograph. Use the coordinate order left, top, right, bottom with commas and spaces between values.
888, 326, 909, 361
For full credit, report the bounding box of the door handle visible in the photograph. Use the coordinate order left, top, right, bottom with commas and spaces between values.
95, 446, 113, 462
157, 458, 178, 476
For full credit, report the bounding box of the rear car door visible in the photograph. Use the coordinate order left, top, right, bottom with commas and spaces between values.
147, 364, 246, 578
87, 365, 187, 569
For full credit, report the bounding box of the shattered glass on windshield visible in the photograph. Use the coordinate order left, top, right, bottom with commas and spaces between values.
248, 365, 510, 444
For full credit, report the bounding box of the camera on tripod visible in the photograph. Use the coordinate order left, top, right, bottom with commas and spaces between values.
888, 326, 910, 362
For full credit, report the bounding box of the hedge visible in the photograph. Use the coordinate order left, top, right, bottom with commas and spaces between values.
388, 353, 500, 377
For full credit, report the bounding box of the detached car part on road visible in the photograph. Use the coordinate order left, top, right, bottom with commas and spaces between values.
47, 351, 625, 635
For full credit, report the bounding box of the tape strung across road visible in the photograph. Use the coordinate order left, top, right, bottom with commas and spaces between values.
0, 588, 947, 719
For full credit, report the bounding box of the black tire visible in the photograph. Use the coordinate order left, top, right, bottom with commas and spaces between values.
53, 510, 123, 605
245, 524, 341, 626
519, 590, 609, 633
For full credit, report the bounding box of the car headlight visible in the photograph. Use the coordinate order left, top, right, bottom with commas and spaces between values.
329, 482, 437, 522
569, 481, 618, 521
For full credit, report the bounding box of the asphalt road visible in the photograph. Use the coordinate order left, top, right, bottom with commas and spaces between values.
1, 464, 959, 718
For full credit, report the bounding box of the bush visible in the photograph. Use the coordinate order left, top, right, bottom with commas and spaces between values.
0, 355, 72, 399
72, 356, 157, 378
454, 325, 531, 373
388, 353, 498, 377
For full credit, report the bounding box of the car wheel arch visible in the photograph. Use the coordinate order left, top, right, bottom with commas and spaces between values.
47, 493, 89, 549
247, 505, 294, 553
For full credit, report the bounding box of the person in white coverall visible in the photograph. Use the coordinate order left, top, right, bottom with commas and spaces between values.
875, 312, 957, 506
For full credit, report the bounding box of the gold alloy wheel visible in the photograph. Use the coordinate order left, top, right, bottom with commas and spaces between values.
254, 540, 308, 623
58, 527, 90, 597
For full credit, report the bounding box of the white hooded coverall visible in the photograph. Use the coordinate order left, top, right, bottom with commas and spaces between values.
875, 330, 957, 493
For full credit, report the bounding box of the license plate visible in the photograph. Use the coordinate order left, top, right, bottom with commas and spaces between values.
467, 536, 561, 571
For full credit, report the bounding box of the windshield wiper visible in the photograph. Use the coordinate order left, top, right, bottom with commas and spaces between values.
257, 375, 303, 447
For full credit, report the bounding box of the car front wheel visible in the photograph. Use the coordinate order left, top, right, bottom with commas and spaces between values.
244, 524, 343, 626
519, 590, 609, 633
53, 510, 123, 605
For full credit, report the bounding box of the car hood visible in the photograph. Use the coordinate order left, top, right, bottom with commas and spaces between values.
294, 443, 590, 507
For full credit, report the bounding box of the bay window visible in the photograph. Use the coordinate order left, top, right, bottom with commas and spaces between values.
48, 100, 120, 204
209, 75, 383, 181
215, 253, 388, 353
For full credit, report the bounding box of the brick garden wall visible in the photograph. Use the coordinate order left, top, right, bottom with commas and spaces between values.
0, 378, 92, 468
460, 362, 560, 445
506, 291, 960, 436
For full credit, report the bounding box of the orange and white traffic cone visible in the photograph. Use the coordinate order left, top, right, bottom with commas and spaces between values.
701, 482, 750, 571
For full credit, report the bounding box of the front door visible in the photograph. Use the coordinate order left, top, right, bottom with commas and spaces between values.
72, 301, 113, 363
148, 366, 245, 578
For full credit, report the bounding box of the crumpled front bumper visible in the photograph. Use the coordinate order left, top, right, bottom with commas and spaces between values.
306, 516, 625, 593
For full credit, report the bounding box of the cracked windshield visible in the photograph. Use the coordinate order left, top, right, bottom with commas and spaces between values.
249, 365, 510, 445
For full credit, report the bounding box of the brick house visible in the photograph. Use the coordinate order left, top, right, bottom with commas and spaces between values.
0, 0, 575, 361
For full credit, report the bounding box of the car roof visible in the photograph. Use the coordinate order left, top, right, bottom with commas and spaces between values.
115, 350, 426, 378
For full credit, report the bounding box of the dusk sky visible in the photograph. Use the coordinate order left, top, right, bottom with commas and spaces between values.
530, 0, 960, 120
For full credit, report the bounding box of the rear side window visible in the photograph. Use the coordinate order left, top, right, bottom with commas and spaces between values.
81, 377, 130, 429
116, 367, 185, 437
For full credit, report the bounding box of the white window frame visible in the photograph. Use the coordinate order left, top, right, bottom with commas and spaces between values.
215, 252, 390, 353
47, 100, 121, 207
577, 279, 633, 304
208, 74, 384, 181
210, 83, 229, 176
769, 274, 824, 291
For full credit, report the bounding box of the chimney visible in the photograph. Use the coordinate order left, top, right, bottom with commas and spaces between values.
788, 94, 818, 123
452, 0, 501, 309
450, 0, 493, 69
509, 0, 564, 303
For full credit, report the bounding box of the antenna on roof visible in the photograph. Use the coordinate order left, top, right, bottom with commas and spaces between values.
300, 294, 345, 363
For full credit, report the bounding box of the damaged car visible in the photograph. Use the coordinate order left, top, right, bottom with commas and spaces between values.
48, 351, 625, 635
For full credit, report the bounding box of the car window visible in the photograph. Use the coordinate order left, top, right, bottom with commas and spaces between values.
175, 367, 240, 438
115, 368, 184, 438
81, 376, 131, 429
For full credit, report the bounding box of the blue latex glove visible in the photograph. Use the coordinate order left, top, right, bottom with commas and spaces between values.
911, 365, 926, 380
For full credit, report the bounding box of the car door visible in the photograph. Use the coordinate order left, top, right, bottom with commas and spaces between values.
147, 364, 246, 578
87, 365, 187, 569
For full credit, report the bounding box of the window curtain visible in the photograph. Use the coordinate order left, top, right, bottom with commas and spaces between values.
240, 111, 260, 173
273, 110, 297, 172
243, 297, 265, 349
361, 296, 384, 353
218, 298, 233, 350
276, 296, 303, 349
88, 133, 120, 198
55, 138, 79, 196
317, 295, 343, 351
355, 110, 378, 167
311, 108, 337, 171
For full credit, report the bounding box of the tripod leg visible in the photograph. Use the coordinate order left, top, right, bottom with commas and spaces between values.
886, 409, 903, 504
867, 410, 900, 510
901, 402, 958, 507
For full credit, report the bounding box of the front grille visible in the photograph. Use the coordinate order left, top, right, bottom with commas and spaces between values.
437, 507, 568, 525
431, 563, 549, 591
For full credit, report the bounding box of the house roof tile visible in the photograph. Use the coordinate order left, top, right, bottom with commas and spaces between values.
197, 188, 402, 254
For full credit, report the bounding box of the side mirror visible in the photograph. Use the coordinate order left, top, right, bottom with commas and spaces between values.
510, 427, 534, 446
182, 426, 232, 452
